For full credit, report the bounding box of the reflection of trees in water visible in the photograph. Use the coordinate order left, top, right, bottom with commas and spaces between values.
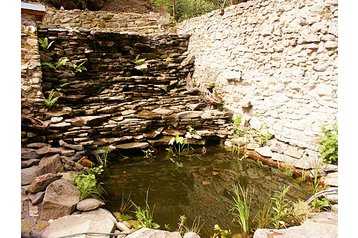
103, 148, 312, 237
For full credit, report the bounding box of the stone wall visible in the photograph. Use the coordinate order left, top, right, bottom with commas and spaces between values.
21, 14, 46, 116
42, 8, 174, 34
177, 0, 338, 165
21, 27, 232, 149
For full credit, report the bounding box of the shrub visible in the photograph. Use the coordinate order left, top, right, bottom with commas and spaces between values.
318, 124, 338, 165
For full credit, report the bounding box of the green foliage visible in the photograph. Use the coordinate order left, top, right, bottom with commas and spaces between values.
258, 130, 273, 146
72, 60, 87, 74
318, 124, 338, 165
271, 185, 291, 229
311, 197, 331, 211
283, 167, 293, 177
70, 166, 106, 201
211, 224, 232, 238
142, 149, 155, 159
38, 37, 55, 50
95, 149, 110, 169
291, 200, 310, 223
233, 115, 243, 138
118, 192, 133, 214
42, 57, 69, 70
168, 134, 186, 156
134, 55, 146, 65
254, 198, 273, 229
230, 184, 251, 235
131, 191, 160, 229
43, 89, 60, 108
165, 56, 174, 62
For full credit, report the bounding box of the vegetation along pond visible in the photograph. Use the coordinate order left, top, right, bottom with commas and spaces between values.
102, 146, 313, 237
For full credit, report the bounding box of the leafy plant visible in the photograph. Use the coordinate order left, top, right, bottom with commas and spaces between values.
70, 166, 106, 200
168, 134, 186, 156
230, 184, 251, 235
283, 167, 293, 177
311, 197, 331, 211
94, 149, 110, 169
72, 60, 87, 74
318, 124, 338, 165
142, 149, 155, 159
38, 37, 55, 50
43, 89, 60, 108
271, 185, 291, 229
131, 190, 160, 229
211, 224, 232, 238
291, 200, 310, 223
134, 55, 146, 65
42, 57, 69, 70
176, 215, 187, 234
233, 115, 243, 138
258, 130, 273, 146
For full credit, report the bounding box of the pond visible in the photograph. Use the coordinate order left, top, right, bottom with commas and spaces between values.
102, 146, 313, 237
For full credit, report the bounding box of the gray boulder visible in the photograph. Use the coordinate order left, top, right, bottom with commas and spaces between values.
76, 198, 105, 212
126, 228, 182, 238
42, 208, 116, 238
26, 173, 62, 194
41, 179, 80, 220
36, 154, 63, 176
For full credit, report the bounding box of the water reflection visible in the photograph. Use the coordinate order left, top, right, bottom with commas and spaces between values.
103, 146, 312, 236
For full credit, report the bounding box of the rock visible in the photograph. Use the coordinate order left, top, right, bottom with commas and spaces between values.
36, 147, 62, 156
324, 172, 338, 187
26, 173, 63, 194
184, 232, 200, 238
253, 212, 337, 238
21, 166, 38, 186
59, 140, 84, 151
41, 179, 80, 220
42, 209, 116, 238
21, 159, 40, 168
36, 154, 64, 176
180, 54, 195, 66
255, 147, 273, 157
294, 157, 322, 170
21, 148, 41, 160
117, 221, 131, 232
26, 143, 52, 149
76, 198, 105, 212
326, 194, 338, 204
49, 122, 71, 129
201, 110, 230, 119
126, 228, 182, 238
78, 115, 110, 126
322, 164, 338, 173
246, 143, 259, 150
28, 191, 45, 205
163, 129, 186, 136
143, 127, 164, 139
152, 108, 174, 115
177, 111, 203, 119
249, 117, 262, 131
116, 142, 149, 150
50, 117, 63, 123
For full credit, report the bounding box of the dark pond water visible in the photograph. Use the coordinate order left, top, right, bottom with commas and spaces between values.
102, 146, 313, 237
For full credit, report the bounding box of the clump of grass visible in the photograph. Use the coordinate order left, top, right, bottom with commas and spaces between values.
131, 190, 160, 229
291, 200, 310, 223
230, 184, 251, 235
94, 148, 110, 168
254, 198, 272, 229
271, 185, 291, 229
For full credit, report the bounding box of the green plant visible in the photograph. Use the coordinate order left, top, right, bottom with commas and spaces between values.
230, 184, 251, 235
42, 57, 69, 70
318, 124, 338, 165
38, 37, 55, 50
168, 134, 186, 156
165, 56, 174, 62
271, 185, 291, 229
134, 55, 146, 65
43, 89, 60, 108
283, 167, 293, 177
95, 149, 110, 168
258, 130, 273, 146
311, 197, 331, 211
70, 166, 106, 200
131, 190, 160, 229
176, 215, 187, 234
254, 198, 273, 229
291, 200, 310, 223
211, 224, 232, 238
118, 192, 133, 214
233, 115, 243, 138
72, 60, 87, 74
188, 216, 205, 234
142, 149, 155, 159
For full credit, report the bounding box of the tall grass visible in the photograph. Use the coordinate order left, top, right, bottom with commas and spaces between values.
230, 184, 251, 235
131, 190, 160, 229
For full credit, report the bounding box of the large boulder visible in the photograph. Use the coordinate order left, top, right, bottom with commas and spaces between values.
41, 179, 80, 220
26, 173, 62, 194
126, 228, 182, 238
36, 154, 64, 176
21, 166, 38, 186
42, 208, 116, 238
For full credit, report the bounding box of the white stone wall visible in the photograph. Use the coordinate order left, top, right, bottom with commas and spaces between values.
177, 0, 338, 162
